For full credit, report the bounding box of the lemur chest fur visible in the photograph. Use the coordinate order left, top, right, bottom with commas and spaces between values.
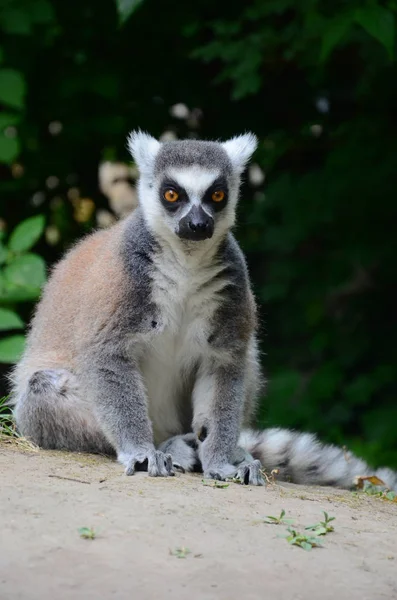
139, 251, 228, 444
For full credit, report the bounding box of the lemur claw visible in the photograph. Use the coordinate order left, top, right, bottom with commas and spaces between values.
122, 450, 175, 477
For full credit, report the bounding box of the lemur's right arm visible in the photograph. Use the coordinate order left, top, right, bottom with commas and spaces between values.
75, 226, 174, 477
82, 345, 174, 476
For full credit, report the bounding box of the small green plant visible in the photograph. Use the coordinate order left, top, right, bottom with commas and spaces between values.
0, 395, 38, 450
263, 509, 295, 525
359, 484, 397, 502
78, 527, 96, 540
280, 527, 323, 551
0, 396, 17, 438
305, 511, 335, 535
202, 479, 229, 489
354, 476, 397, 502
170, 547, 191, 558
384, 491, 397, 501
275, 511, 336, 551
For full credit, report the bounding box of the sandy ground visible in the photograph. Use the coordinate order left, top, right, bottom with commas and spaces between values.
1, 442, 396, 600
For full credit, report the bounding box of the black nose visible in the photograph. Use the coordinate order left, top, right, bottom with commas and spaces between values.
188, 219, 210, 233
178, 206, 214, 241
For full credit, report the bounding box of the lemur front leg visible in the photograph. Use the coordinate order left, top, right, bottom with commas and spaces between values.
81, 350, 174, 477
192, 361, 264, 486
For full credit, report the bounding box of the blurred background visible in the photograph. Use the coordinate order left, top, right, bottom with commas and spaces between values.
1, 0, 396, 468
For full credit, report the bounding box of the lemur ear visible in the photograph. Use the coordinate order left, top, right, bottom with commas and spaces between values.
222, 133, 258, 175
127, 130, 161, 175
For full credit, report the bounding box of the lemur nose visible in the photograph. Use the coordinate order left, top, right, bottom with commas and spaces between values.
188, 219, 209, 232
177, 205, 214, 241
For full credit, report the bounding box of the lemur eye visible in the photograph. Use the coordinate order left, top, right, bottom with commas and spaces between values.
164, 189, 179, 202
212, 190, 225, 202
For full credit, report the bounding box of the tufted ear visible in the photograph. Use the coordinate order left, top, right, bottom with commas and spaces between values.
222, 132, 258, 175
127, 130, 161, 175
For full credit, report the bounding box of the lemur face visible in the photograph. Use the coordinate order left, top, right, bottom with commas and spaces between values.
127, 131, 257, 244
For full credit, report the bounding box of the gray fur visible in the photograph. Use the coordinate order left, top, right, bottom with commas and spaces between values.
239, 428, 397, 491
9, 131, 397, 490
75, 210, 176, 476
159, 433, 200, 472
154, 140, 232, 176
14, 369, 112, 454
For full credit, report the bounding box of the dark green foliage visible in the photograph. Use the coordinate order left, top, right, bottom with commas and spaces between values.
0, 215, 46, 362
0, 0, 396, 468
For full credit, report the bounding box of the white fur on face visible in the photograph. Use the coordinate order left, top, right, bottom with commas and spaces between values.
138, 165, 239, 248
127, 130, 258, 249
168, 167, 220, 206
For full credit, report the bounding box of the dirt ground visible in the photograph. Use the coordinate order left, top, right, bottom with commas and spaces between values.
1, 442, 396, 600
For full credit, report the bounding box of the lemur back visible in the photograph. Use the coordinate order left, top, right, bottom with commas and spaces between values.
9, 131, 397, 490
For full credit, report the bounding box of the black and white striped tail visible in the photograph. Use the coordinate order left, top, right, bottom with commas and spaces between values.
239, 428, 397, 491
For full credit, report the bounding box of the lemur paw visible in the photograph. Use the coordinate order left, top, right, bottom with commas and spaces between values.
204, 460, 264, 486
236, 459, 264, 486
158, 433, 199, 473
147, 451, 175, 477
119, 450, 175, 477
204, 463, 238, 482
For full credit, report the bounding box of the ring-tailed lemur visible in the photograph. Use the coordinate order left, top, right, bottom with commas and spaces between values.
9, 131, 397, 490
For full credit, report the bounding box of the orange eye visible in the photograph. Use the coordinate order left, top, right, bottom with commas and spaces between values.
164, 189, 179, 202
212, 190, 225, 202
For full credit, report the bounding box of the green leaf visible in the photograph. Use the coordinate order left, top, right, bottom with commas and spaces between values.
0, 117, 18, 166
0, 47, 3, 63
263, 515, 278, 523
320, 14, 353, 62
385, 491, 396, 500
300, 542, 313, 551
0, 308, 23, 331
0, 135, 19, 163
9, 215, 45, 252
311, 526, 328, 536
0, 335, 25, 363
116, 0, 144, 24
287, 536, 295, 544
0, 242, 7, 265
78, 527, 96, 540
0, 113, 20, 130
0, 8, 32, 35
355, 6, 395, 60
0, 282, 41, 303
0, 69, 26, 109
4, 253, 46, 289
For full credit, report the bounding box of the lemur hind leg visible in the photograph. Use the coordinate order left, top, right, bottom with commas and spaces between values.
158, 433, 202, 473
159, 433, 264, 485
14, 369, 113, 454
